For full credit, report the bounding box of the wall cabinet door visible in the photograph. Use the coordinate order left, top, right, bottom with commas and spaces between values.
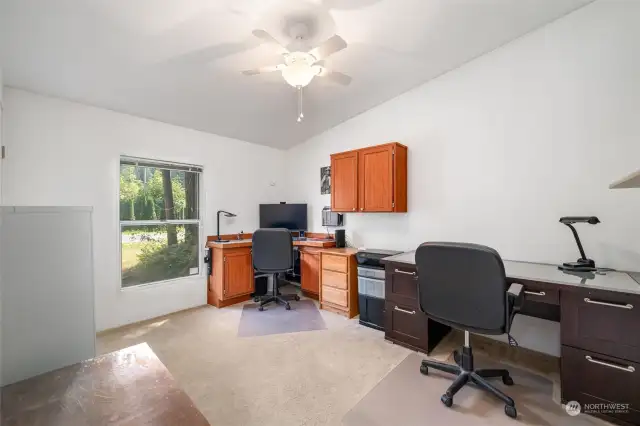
358, 144, 394, 212
223, 251, 254, 299
300, 250, 320, 295
331, 151, 358, 212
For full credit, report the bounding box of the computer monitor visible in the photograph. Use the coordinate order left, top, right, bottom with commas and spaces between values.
259, 204, 307, 231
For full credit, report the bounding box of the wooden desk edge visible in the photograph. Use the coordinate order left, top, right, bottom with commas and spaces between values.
206, 240, 338, 249
319, 247, 359, 256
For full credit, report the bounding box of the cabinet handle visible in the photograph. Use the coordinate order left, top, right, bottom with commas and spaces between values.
360, 208, 364, 211
525, 290, 546, 297
585, 355, 635, 373
352, 208, 355, 211
584, 298, 633, 310
394, 306, 416, 315
394, 269, 416, 276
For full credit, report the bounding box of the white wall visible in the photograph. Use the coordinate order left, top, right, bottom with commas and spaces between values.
1, 66, 4, 199
287, 1, 640, 271
0, 66, 4, 406
2, 88, 287, 331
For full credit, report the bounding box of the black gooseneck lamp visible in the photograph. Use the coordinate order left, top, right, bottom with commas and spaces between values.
216, 210, 237, 242
558, 216, 600, 272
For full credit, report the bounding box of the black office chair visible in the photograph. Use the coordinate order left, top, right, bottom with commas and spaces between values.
415, 242, 523, 419
252, 228, 300, 311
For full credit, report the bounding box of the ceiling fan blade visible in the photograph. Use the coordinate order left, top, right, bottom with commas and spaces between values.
242, 65, 284, 76
251, 29, 289, 54
314, 66, 352, 85
167, 40, 259, 65
309, 34, 347, 61
321, 0, 382, 10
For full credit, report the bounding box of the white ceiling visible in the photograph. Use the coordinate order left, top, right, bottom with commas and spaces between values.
0, 0, 592, 149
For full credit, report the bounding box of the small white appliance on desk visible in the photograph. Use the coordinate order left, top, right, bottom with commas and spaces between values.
356, 249, 403, 330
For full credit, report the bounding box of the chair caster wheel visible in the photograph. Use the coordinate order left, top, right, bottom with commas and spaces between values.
441, 394, 453, 408
502, 375, 514, 386
453, 350, 461, 366
285, 303, 291, 310
505, 405, 517, 419
420, 364, 429, 375
254, 297, 260, 303
294, 295, 300, 301
258, 306, 264, 311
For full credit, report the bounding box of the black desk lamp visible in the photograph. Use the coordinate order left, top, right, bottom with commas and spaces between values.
216, 210, 236, 242
558, 216, 600, 272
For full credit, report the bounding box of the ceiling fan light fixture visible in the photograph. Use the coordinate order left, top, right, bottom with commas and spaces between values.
282, 62, 316, 87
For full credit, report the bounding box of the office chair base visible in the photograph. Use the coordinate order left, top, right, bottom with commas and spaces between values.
258, 294, 299, 311
257, 273, 300, 311
420, 346, 516, 418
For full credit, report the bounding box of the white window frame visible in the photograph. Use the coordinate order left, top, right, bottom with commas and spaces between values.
118, 156, 204, 290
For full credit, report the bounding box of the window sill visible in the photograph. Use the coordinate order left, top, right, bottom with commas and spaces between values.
120, 274, 203, 292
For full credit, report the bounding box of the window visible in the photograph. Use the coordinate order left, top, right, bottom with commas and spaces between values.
119, 157, 202, 288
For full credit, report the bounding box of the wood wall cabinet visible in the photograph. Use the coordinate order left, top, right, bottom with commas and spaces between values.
331, 151, 359, 212
330, 142, 407, 213
208, 246, 254, 308
300, 247, 321, 299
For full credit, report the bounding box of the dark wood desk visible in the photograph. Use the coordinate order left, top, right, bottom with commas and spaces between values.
382, 252, 640, 426
1, 343, 210, 426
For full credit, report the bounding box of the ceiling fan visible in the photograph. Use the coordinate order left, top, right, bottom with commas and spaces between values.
242, 26, 352, 122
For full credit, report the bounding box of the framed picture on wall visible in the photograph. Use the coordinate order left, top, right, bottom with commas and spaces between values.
321, 166, 331, 195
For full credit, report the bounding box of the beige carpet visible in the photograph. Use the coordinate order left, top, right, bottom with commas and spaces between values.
97, 299, 611, 426
343, 352, 607, 426
97, 300, 409, 426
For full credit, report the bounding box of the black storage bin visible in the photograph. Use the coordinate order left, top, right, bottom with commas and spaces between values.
359, 295, 385, 331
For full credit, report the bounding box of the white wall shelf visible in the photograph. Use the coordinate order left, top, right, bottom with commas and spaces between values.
610, 168, 640, 189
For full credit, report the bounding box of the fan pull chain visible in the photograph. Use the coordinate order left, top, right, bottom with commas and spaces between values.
297, 86, 304, 122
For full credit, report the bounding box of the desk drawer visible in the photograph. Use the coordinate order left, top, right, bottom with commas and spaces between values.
520, 280, 559, 305
384, 300, 429, 353
322, 269, 348, 290
385, 264, 419, 308
323, 254, 348, 273
562, 290, 640, 363
322, 286, 348, 308
562, 345, 640, 425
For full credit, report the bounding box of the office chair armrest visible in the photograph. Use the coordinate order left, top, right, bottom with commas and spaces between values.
505, 283, 524, 336
253, 273, 271, 279
507, 283, 523, 300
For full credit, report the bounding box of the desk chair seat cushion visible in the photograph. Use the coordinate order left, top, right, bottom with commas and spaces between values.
415, 242, 508, 335
252, 228, 293, 272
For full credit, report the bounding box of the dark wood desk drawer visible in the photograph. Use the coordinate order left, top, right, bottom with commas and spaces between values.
562, 345, 640, 425
385, 264, 419, 308
519, 279, 560, 305
562, 290, 640, 363
384, 300, 429, 353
